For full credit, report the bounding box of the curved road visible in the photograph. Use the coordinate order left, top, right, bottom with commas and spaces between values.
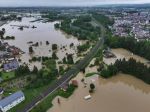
19, 18, 105, 112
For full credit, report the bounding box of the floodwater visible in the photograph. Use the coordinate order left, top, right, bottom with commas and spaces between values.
103, 48, 149, 67
49, 72, 150, 112
48, 48, 150, 112
0, 17, 81, 69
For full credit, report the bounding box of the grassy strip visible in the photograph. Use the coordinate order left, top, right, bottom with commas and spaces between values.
31, 91, 58, 112
58, 84, 76, 98
1, 71, 15, 80
85, 72, 99, 77
10, 83, 54, 112
31, 84, 77, 112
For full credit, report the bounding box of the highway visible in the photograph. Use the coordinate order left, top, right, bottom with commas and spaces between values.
19, 18, 105, 112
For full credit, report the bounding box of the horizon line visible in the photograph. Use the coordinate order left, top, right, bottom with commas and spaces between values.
0, 3, 150, 8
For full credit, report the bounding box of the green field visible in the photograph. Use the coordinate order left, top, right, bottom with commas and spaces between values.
85, 72, 98, 77
31, 84, 76, 112
1, 71, 15, 80
10, 80, 57, 112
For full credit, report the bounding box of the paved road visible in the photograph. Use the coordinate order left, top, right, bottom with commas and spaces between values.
19, 18, 105, 112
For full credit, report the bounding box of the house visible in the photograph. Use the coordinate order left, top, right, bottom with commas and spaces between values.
3, 59, 19, 72
7, 46, 20, 55
71, 80, 78, 87
0, 91, 25, 112
0, 51, 7, 59
103, 50, 116, 58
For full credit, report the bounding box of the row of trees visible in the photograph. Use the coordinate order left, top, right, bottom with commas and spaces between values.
42, 11, 71, 22
77, 42, 90, 53
27, 59, 59, 88
105, 36, 150, 60
15, 64, 34, 77
62, 54, 74, 64
101, 58, 150, 84
55, 16, 101, 40
92, 13, 114, 29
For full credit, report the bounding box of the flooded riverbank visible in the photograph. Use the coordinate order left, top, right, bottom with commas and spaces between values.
48, 72, 150, 112
103, 48, 149, 67
48, 48, 150, 112
0, 17, 82, 69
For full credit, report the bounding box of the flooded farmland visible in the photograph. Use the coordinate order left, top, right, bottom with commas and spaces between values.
103, 48, 150, 67
0, 17, 82, 69
48, 48, 150, 112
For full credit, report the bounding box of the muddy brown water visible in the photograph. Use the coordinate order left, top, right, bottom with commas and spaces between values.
48, 73, 150, 112
0, 17, 82, 69
48, 48, 150, 112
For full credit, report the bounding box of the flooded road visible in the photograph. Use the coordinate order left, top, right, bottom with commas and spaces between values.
0, 17, 81, 69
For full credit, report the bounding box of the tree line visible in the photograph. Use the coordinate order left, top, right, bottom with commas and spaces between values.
105, 36, 150, 60
101, 58, 150, 84
55, 15, 101, 40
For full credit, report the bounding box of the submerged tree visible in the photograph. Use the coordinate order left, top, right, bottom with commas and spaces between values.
29, 46, 34, 53
89, 83, 95, 93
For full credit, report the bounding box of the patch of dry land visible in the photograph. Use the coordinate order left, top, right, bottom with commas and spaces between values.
48, 48, 150, 112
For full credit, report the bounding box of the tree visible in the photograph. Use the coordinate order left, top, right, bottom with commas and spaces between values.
77, 43, 90, 53
27, 76, 32, 82
32, 66, 38, 74
89, 83, 95, 93
62, 57, 67, 64
59, 66, 64, 75
67, 54, 74, 64
52, 52, 58, 60
70, 43, 74, 47
0, 31, 4, 38
0, 72, 2, 77
46, 41, 49, 45
15, 65, 30, 77
54, 23, 60, 29
52, 44, 58, 50
94, 58, 100, 65
80, 68, 85, 73
90, 83, 95, 90
2, 28, 5, 33
29, 46, 34, 53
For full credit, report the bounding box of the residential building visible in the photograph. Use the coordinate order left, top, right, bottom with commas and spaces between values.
0, 91, 25, 112
3, 59, 19, 72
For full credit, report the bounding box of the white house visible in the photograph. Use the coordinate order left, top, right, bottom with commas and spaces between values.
0, 91, 25, 112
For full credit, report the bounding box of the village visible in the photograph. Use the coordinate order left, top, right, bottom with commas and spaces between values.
0, 5, 150, 112
110, 9, 150, 41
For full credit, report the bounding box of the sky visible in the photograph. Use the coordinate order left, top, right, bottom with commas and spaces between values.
0, 0, 150, 7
